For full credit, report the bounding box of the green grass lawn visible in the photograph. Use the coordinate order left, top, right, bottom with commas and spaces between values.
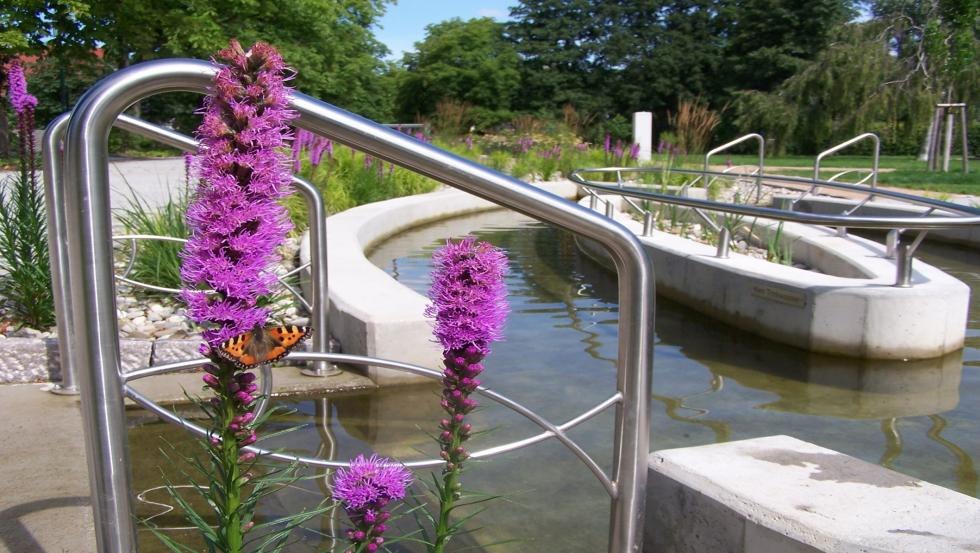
712, 154, 980, 195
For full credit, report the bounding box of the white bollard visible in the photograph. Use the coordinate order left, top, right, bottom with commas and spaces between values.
632, 112, 653, 162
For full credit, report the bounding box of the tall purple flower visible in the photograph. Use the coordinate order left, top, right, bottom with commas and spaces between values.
334, 454, 413, 553
425, 237, 507, 552
7, 61, 38, 179
181, 40, 296, 348
7, 62, 38, 115
178, 41, 296, 552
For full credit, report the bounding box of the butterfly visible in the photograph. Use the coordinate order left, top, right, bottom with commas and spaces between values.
215, 324, 311, 369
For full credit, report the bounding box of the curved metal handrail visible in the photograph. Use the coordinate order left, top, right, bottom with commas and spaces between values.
111, 233, 312, 309
571, 165, 980, 286
702, 133, 765, 201
60, 58, 652, 553
122, 351, 622, 496
570, 166, 980, 228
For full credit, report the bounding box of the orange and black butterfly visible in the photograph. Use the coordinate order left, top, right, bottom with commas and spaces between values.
215, 324, 311, 369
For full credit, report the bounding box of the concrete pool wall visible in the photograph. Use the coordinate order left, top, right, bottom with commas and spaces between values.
300, 181, 579, 384
576, 195, 969, 360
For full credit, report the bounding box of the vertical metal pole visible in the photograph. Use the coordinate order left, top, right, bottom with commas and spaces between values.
605, 199, 615, 218
960, 106, 970, 174
885, 229, 900, 259
756, 134, 765, 204
294, 177, 340, 377
642, 211, 653, 237
716, 227, 730, 258
590, 193, 597, 210
943, 108, 953, 173
63, 59, 217, 553
895, 243, 914, 287
43, 113, 79, 395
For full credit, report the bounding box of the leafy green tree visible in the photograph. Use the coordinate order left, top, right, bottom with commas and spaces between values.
722, 0, 855, 92
732, 22, 937, 154
867, 0, 978, 103
506, 0, 610, 116
397, 17, 521, 126
596, 0, 727, 116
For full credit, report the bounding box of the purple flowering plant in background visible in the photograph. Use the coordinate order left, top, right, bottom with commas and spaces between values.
424, 236, 509, 552
0, 61, 53, 330
334, 454, 414, 553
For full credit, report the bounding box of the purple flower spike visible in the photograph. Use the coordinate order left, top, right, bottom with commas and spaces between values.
180, 39, 296, 347
425, 237, 508, 355
7, 62, 38, 115
334, 454, 413, 552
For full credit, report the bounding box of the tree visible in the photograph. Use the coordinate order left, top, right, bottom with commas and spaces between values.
1, 0, 397, 134
506, 0, 610, 116
396, 18, 521, 125
595, 0, 727, 117
722, 0, 855, 92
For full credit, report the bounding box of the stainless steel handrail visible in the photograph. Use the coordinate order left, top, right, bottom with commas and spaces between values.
42, 112, 335, 394
61, 58, 653, 553
794, 133, 881, 208
703, 133, 765, 201
571, 166, 980, 286
571, 166, 980, 228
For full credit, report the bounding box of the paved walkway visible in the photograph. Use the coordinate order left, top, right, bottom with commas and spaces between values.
0, 368, 374, 552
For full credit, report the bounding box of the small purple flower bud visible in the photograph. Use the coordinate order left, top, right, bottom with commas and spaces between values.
237, 372, 256, 384
202, 373, 220, 387
366, 543, 378, 552
354, 530, 366, 540
454, 413, 465, 423
239, 433, 257, 446
238, 451, 256, 462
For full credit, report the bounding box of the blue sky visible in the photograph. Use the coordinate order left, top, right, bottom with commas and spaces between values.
375, 1, 519, 61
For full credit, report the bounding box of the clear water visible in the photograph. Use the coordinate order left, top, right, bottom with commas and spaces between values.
130, 209, 979, 552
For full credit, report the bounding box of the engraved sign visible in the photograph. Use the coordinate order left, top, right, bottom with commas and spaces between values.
750, 284, 807, 308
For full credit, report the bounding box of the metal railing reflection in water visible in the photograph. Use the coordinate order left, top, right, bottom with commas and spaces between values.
58, 58, 653, 553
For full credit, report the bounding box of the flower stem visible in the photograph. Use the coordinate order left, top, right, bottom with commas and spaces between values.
218, 366, 244, 552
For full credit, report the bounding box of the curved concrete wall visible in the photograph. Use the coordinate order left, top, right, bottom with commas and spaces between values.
577, 196, 969, 360
300, 181, 579, 384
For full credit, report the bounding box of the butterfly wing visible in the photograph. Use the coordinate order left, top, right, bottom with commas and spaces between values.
262, 325, 311, 364
214, 325, 311, 369
216, 330, 257, 370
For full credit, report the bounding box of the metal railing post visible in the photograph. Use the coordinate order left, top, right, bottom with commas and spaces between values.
704, 133, 765, 202
895, 243, 914, 287
716, 227, 731, 258
43, 113, 79, 395
643, 211, 653, 236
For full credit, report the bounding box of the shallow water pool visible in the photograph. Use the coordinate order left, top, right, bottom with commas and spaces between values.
130, 209, 978, 552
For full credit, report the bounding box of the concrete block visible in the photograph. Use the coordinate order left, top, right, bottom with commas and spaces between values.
151, 339, 203, 366
577, 196, 970, 359
646, 435, 980, 553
